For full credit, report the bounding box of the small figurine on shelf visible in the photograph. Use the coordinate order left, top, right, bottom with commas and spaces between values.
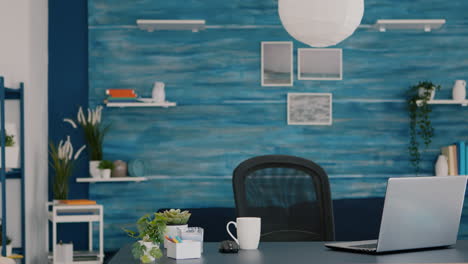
152, 82, 166, 103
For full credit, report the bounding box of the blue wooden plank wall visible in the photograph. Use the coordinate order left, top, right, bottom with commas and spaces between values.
88, 0, 468, 250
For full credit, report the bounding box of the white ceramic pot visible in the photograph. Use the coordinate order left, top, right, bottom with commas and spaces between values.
453, 80, 466, 101
418, 87, 436, 100
0, 244, 12, 256
435, 155, 449, 177
138, 241, 160, 263
89, 161, 101, 178
0, 147, 20, 169
100, 169, 111, 179
164, 225, 188, 248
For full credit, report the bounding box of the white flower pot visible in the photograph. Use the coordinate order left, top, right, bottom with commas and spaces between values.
0, 244, 12, 256
100, 169, 111, 179
164, 225, 188, 248
89, 161, 101, 178
138, 241, 160, 263
0, 147, 20, 169
435, 155, 449, 177
418, 87, 436, 101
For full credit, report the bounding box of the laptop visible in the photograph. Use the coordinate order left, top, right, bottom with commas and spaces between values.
325, 176, 468, 253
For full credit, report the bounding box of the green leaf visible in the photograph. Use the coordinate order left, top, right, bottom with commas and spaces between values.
140, 255, 153, 264
149, 247, 163, 259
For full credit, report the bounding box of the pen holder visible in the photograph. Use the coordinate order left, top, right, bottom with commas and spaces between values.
166, 240, 201, 260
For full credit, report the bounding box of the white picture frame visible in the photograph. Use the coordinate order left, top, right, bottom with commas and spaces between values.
298, 48, 342, 80
261, 41, 293, 87
287, 93, 333, 125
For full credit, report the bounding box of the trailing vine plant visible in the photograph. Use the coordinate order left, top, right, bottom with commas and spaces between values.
407, 81, 441, 174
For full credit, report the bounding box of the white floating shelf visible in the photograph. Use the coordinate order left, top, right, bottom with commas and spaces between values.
105, 101, 176, 108
374, 19, 446, 32
76, 177, 147, 183
417, 99, 468, 106
137, 19, 206, 32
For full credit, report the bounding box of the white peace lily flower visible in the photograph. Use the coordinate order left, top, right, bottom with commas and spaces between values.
63, 118, 77, 129
93, 108, 98, 125
66, 136, 73, 161
74, 145, 86, 160
87, 109, 92, 124
78, 107, 86, 125
58, 140, 64, 159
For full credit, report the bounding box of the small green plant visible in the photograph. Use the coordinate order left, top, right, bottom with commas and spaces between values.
98, 160, 114, 170
407, 81, 441, 174
124, 213, 166, 263
0, 225, 12, 245
0, 134, 15, 147
156, 209, 191, 225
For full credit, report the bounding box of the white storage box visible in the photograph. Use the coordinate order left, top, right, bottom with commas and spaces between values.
166, 240, 201, 260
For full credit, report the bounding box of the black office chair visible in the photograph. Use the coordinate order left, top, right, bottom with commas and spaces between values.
232, 155, 335, 242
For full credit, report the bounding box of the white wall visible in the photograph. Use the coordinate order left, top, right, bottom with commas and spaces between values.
0, 0, 48, 263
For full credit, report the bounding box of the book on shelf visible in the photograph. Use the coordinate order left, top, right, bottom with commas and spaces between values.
441, 146, 456, 176
106, 89, 137, 98
458, 142, 466, 176
105, 97, 140, 102
60, 199, 97, 205
466, 144, 468, 176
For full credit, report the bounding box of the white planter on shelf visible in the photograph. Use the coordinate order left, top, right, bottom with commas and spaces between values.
435, 155, 449, 177
100, 169, 111, 179
452, 80, 466, 101
0, 147, 20, 168
138, 241, 160, 263
418, 87, 436, 101
89, 161, 101, 178
164, 225, 188, 248
0, 244, 12, 256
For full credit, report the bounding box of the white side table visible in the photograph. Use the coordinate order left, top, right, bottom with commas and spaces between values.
46, 202, 104, 264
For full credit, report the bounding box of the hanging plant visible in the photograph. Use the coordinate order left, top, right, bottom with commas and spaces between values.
406, 81, 441, 174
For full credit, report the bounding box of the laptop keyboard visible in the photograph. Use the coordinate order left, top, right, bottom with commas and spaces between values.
350, 243, 378, 252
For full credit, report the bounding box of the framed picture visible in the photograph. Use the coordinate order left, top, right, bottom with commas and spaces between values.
261, 41, 293, 86
287, 93, 333, 125
298, 48, 342, 80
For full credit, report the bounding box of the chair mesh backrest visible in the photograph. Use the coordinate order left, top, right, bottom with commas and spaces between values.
233, 155, 334, 242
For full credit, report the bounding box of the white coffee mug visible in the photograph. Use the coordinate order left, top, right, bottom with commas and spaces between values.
226, 217, 261, 250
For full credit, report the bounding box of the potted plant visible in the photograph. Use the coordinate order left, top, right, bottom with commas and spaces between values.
98, 160, 114, 179
407, 81, 441, 174
50, 136, 86, 200
156, 209, 191, 248
124, 213, 166, 263
63, 106, 110, 178
0, 226, 12, 256
0, 131, 18, 169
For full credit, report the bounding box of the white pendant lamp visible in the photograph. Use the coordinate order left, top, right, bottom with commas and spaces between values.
279, 0, 364, 47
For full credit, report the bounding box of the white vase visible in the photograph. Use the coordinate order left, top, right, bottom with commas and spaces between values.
100, 169, 111, 179
163, 224, 188, 248
0, 244, 12, 256
435, 155, 449, 177
152, 82, 166, 103
452, 80, 466, 101
138, 241, 160, 263
89, 161, 101, 178
0, 147, 20, 168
